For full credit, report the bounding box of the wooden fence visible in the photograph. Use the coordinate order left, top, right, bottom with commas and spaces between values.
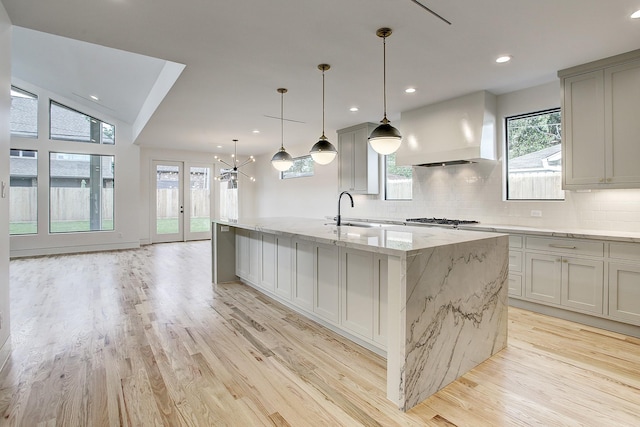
508, 172, 564, 199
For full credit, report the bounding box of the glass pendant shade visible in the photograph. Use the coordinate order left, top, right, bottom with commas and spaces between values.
271, 148, 293, 171
310, 138, 337, 165
369, 28, 402, 155
368, 122, 402, 155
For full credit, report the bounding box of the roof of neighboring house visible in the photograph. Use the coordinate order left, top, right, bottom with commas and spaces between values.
10, 156, 114, 179
508, 144, 561, 171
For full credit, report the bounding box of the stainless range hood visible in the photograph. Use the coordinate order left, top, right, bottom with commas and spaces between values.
396, 91, 497, 167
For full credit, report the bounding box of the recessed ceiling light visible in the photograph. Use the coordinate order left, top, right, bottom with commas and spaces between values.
349, 107, 359, 112
631, 9, 640, 19
252, 129, 260, 134
496, 55, 512, 63
90, 95, 99, 101
216, 145, 222, 148
405, 88, 416, 93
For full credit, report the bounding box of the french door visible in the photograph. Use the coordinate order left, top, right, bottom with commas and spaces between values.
152, 160, 212, 243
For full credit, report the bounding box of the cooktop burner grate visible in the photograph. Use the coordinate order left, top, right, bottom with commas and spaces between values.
406, 217, 479, 225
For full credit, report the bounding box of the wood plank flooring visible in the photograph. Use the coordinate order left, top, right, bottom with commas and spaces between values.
1, 241, 639, 426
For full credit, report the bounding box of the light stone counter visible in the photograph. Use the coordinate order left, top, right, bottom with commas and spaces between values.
212, 217, 509, 411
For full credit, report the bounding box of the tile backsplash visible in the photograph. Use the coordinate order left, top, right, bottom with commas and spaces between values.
348, 161, 640, 233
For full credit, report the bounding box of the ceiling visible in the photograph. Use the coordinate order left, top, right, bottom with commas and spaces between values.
3, 0, 640, 156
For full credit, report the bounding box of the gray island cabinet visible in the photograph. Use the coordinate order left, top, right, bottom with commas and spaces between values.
212, 218, 508, 411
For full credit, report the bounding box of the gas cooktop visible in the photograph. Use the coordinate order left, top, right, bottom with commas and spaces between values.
406, 217, 479, 226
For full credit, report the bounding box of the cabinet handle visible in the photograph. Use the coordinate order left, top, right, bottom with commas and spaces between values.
549, 244, 577, 249
606, 178, 612, 183
599, 178, 605, 183
562, 259, 568, 263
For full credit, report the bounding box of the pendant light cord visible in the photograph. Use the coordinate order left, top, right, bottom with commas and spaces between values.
280, 91, 285, 150
321, 69, 326, 139
382, 34, 388, 124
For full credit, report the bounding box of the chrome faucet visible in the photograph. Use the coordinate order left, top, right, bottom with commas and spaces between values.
336, 191, 354, 226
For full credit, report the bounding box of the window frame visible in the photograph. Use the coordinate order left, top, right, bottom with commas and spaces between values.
49, 100, 116, 145
505, 107, 564, 201
10, 85, 39, 139
48, 152, 116, 234
384, 152, 413, 201
279, 155, 314, 179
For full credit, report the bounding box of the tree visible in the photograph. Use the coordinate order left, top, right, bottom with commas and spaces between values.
507, 110, 561, 158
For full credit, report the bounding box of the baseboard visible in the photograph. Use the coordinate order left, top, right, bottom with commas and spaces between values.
10, 241, 140, 258
0, 336, 10, 373
509, 298, 640, 339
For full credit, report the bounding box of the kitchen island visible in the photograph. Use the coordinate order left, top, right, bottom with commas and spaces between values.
212, 218, 508, 411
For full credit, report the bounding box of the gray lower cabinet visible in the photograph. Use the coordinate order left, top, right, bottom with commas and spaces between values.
292, 239, 315, 311
274, 236, 293, 300
236, 230, 388, 350
608, 242, 640, 326
524, 246, 604, 314
314, 245, 340, 324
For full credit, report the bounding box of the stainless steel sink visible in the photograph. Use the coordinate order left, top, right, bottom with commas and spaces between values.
324, 221, 389, 228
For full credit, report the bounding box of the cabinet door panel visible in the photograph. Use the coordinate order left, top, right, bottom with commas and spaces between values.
509, 250, 523, 273
508, 273, 523, 297
561, 258, 604, 314
338, 131, 355, 191
373, 255, 388, 347
274, 237, 292, 300
315, 245, 340, 323
235, 229, 250, 279
292, 240, 314, 311
341, 248, 374, 338
605, 60, 640, 184
260, 233, 276, 291
248, 231, 260, 285
609, 263, 640, 325
563, 70, 605, 186
525, 253, 561, 304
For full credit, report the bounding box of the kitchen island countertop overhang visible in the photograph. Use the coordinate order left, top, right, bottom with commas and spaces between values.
212, 217, 509, 411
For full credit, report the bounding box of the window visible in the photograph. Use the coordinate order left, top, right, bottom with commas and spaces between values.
50, 101, 115, 144
10, 150, 38, 235
10, 86, 38, 138
385, 153, 412, 200
190, 166, 211, 233
506, 108, 564, 200
280, 155, 314, 179
49, 153, 115, 233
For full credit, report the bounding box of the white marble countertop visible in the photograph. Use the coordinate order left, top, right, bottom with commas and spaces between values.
328, 217, 640, 244
214, 217, 507, 256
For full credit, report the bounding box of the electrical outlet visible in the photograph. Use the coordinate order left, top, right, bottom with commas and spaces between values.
530, 210, 542, 217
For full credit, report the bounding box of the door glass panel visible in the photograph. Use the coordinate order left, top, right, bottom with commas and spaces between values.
190, 166, 211, 232
156, 164, 180, 234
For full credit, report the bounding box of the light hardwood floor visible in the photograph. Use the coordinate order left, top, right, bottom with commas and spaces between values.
1, 241, 639, 426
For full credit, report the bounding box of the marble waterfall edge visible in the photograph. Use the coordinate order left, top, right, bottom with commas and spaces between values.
400, 237, 509, 410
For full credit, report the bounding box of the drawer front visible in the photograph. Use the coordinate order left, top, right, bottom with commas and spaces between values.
509, 235, 523, 249
509, 250, 523, 273
609, 242, 640, 262
525, 236, 604, 257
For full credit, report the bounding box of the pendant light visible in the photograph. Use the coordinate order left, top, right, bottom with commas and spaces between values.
271, 88, 294, 172
215, 139, 255, 182
368, 27, 402, 155
310, 64, 338, 165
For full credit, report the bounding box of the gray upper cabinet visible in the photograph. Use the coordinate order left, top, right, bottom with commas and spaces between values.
337, 123, 379, 194
559, 49, 640, 189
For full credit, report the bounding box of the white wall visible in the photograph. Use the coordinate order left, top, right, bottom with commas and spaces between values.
0, 0, 11, 369
9, 80, 141, 257
253, 145, 338, 219
250, 81, 640, 233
